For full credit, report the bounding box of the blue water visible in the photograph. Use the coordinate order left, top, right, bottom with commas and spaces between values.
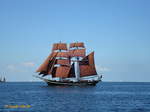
0, 82, 150, 112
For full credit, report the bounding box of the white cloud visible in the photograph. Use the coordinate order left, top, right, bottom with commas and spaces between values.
7, 61, 35, 72
22, 62, 35, 67
7, 65, 22, 72
7, 65, 16, 70
96, 65, 111, 72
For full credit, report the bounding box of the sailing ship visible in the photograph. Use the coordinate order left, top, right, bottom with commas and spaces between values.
36, 42, 102, 86
0, 76, 6, 83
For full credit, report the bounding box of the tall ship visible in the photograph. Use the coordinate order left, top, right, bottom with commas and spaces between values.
36, 42, 102, 86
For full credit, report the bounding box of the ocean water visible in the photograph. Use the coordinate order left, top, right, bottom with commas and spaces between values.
0, 82, 150, 112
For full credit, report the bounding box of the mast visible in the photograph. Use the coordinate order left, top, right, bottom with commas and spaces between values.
36, 42, 71, 78
75, 42, 80, 81
53, 42, 70, 78
69, 42, 85, 80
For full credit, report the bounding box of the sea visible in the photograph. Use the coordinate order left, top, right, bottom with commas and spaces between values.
0, 82, 150, 112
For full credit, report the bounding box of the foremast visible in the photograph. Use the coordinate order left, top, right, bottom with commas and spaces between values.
36, 42, 73, 79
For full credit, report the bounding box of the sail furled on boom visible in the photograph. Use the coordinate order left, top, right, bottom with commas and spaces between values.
79, 52, 97, 77
70, 42, 85, 48
52, 43, 68, 51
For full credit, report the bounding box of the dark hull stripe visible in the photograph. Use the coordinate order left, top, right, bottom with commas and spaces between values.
45, 79, 100, 86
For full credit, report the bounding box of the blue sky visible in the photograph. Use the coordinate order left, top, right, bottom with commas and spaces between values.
0, 0, 150, 82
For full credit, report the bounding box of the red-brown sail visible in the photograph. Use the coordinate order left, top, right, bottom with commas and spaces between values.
55, 66, 70, 78
36, 53, 56, 73
56, 52, 69, 58
56, 59, 70, 65
47, 58, 57, 75
52, 43, 67, 51
69, 49, 85, 57
79, 52, 97, 77
70, 42, 85, 48
51, 66, 57, 77
43, 57, 57, 77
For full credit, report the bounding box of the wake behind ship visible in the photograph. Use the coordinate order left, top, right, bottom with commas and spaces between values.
36, 42, 102, 86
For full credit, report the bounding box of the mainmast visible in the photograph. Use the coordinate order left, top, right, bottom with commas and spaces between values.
69, 42, 85, 81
